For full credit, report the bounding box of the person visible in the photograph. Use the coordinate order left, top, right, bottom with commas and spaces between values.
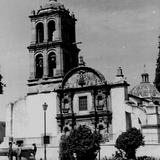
8, 142, 13, 160
16, 143, 22, 160
32, 143, 37, 158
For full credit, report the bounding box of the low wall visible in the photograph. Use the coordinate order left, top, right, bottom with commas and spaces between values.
137, 143, 160, 158
36, 143, 160, 160
1, 143, 160, 160
100, 143, 160, 159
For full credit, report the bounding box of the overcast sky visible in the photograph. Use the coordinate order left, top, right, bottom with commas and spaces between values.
0, 0, 160, 120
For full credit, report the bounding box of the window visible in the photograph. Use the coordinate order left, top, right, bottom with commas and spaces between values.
126, 112, 132, 130
79, 96, 87, 111
36, 23, 44, 43
138, 118, 142, 125
97, 95, 103, 106
64, 99, 69, 109
62, 98, 70, 114
48, 53, 56, 77
155, 101, 159, 105
35, 54, 43, 78
48, 21, 55, 41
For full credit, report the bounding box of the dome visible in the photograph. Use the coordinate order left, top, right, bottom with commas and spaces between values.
37, 0, 66, 15
43, 0, 64, 9
130, 83, 160, 98
130, 72, 160, 98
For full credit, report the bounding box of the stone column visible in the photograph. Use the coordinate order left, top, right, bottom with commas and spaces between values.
55, 47, 63, 77
55, 16, 62, 41
43, 49, 48, 78
31, 20, 36, 44
91, 90, 96, 111
44, 19, 48, 42
70, 93, 74, 114
59, 93, 64, 133
71, 93, 76, 128
29, 50, 35, 80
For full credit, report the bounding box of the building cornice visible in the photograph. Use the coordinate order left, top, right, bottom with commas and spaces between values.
27, 41, 79, 52
142, 124, 160, 129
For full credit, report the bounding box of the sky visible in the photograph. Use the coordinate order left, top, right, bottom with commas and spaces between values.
0, 0, 160, 120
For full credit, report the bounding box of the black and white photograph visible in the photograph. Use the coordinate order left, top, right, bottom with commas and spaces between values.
0, 0, 159, 159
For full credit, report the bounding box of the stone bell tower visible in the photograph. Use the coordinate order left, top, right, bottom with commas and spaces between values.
27, 0, 80, 94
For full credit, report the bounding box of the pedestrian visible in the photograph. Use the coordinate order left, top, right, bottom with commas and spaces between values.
16, 143, 22, 160
8, 142, 13, 160
32, 143, 37, 156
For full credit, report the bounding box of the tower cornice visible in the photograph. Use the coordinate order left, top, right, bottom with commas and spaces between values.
27, 41, 80, 52
29, 10, 76, 21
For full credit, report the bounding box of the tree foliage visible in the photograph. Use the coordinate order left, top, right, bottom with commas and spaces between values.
59, 125, 102, 160
115, 128, 144, 159
155, 50, 160, 92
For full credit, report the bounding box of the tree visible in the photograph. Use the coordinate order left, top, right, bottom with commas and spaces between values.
155, 39, 160, 92
59, 125, 102, 160
115, 128, 144, 160
0, 74, 5, 94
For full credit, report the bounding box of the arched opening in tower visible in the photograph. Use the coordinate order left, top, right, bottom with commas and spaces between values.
48, 52, 56, 77
36, 22, 44, 43
48, 20, 56, 41
35, 54, 43, 78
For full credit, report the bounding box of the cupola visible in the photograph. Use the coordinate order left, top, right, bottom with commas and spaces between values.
130, 69, 160, 98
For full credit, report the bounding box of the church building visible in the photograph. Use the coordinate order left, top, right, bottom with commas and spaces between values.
1, 0, 160, 159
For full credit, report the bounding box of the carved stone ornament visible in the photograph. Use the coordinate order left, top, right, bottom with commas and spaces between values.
64, 70, 104, 89
62, 108, 70, 114
78, 70, 86, 87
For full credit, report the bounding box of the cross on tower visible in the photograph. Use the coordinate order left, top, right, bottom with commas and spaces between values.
144, 64, 146, 73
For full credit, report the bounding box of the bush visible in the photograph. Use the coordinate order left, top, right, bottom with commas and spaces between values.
59, 125, 102, 160
115, 128, 144, 160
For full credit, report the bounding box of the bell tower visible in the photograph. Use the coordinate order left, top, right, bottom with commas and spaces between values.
27, 0, 80, 94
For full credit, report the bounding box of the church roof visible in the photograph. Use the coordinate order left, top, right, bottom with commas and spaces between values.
36, 0, 68, 15
43, 0, 64, 9
130, 72, 160, 98
130, 83, 160, 98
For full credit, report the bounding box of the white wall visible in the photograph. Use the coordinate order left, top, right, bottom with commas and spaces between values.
5, 103, 12, 137
5, 92, 58, 143
111, 86, 126, 138
130, 106, 147, 128
12, 97, 28, 138
26, 92, 57, 138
